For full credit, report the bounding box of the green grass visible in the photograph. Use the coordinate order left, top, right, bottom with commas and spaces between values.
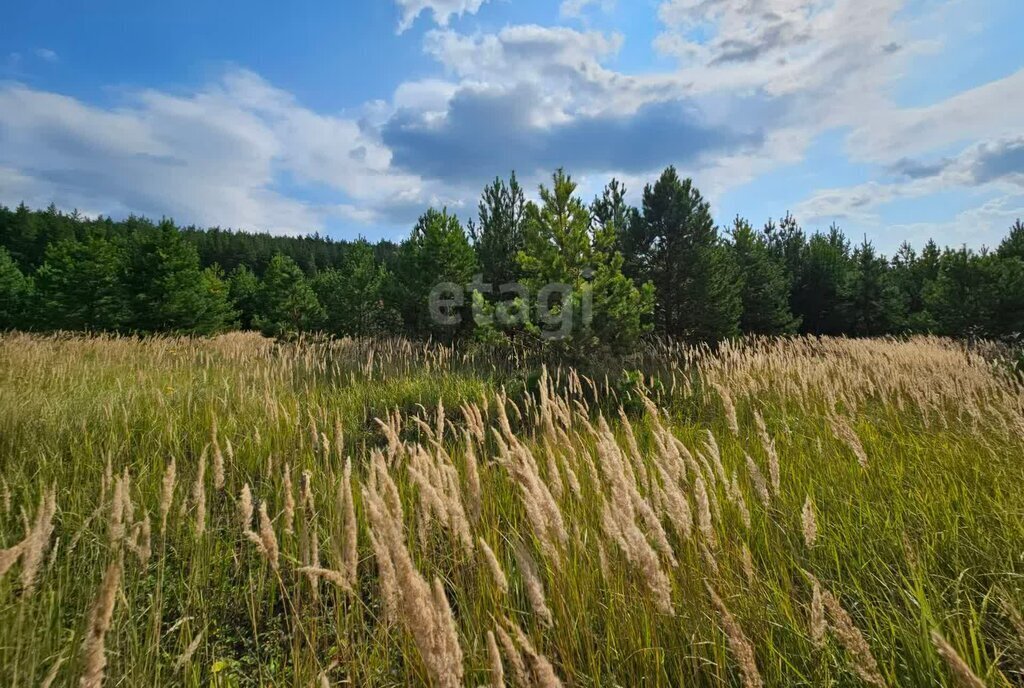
0, 332, 1022, 686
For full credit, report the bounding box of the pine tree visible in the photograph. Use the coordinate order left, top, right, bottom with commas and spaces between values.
468, 173, 526, 287
763, 213, 805, 288
314, 240, 397, 338
997, 219, 1024, 260
791, 226, 852, 335
992, 254, 1024, 337
842, 238, 904, 336
591, 179, 644, 281
923, 248, 997, 337
124, 221, 235, 334
890, 240, 940, 332
638, 167, 740, 342
254, 253, 325, 338
196, 266, 239, 334
0, 247, 32, 330
228, 265, 262, 330
35, 236, 130, 331
517, 169, 653, 353
393, 208, 478, 338
729, 217, 799, 335
1, 203, 41, 270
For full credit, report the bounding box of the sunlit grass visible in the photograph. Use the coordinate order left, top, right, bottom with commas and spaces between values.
0, 332, 1022, 686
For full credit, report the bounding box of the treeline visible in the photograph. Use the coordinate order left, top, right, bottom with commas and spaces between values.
2, 166, 1024, 350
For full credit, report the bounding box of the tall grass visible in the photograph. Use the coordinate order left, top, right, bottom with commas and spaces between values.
0, 332, 1022, 686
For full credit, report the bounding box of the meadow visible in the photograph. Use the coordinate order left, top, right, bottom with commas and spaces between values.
1, 332, 1023, 687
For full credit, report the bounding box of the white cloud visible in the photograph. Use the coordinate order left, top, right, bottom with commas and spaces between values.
2, 1, 1018, 245
396, 1, 924, 205
394, 0, 489, 33
846, 69, 1024, 163
647, 0, 1023, 246
34, 48, 58, 63
377, 23, 763, 195
794, 136, 1024, 225
0, 71, 436, 234
885, 195, 1024, 250
421, 25, 643, 125
654, 0, 909, 96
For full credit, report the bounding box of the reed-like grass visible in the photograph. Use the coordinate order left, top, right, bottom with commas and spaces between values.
0, 332, 1022, 686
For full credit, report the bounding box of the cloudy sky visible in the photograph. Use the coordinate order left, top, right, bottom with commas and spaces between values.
1, 0, 1021, 251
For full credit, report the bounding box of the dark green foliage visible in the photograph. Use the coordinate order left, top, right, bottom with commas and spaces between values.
890, 240, 940, 332
923, 248, 994, 336
515, 169, 654, 354
0, 203, 77, 272
198, 266, 239, 334
34, 236, 131, 332
920, 248, 1024, 339
123, 221, 235, 334
763, 213, 806, 282
729, 218, 799, 335
592, 179, 644, 281
2, 179, 1024, 346
183, 226, 348, 275
790, 226, 853, 335
253, 253, 325, 338
313, 240, 398, 337
997, 219, 1024, 261
636, 167, 741, 342
842, 238, 905, 336
0, 247, 32, 329
991, 255, 1024, 337
468, 173, 526, 286
393, 208, 478, 338
228, 265, 262, 330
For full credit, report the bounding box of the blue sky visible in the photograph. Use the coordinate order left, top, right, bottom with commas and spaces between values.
1, 0, 1022, 252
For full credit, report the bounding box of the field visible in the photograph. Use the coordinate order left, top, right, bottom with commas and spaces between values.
1, 333, 1023, 687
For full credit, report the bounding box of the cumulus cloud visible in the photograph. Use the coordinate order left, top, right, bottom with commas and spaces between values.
395, 0, 489, 32
423, 25, 626, 99
972, 138, 1024, 185
385, 2, 923, 213
383, 84, 759, 183
1, 0, 1017, 243
795, 137, 1024, 225
0, 71, 433, 234
644, 0, 1023, 243
846, 69, 1024, 163
654, 0, 912, 102
363, 23, 776, 200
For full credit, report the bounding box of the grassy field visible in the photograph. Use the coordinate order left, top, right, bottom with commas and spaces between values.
1, 332, 1023, 687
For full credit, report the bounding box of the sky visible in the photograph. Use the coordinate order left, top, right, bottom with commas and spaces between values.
1, 0, 1022, 252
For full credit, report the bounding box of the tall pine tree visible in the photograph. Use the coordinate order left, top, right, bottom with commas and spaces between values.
638, 167, 740, 342
254, 253, 324, 338
516, 169, 653, 353
591, 179, 645, 282
393, 208, 478, 338
729, 218, 799, 335
124, 221, 235, 334
35, 236, 131, 332
790, 226, 852, 335
0, 247, 32, 330
842, 238, 904, 336
468, 173, 526, 287
228, 265, 262, 330
314, 240, 397, 338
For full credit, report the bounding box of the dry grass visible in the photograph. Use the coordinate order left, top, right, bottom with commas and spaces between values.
0, 332, 1022, 686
